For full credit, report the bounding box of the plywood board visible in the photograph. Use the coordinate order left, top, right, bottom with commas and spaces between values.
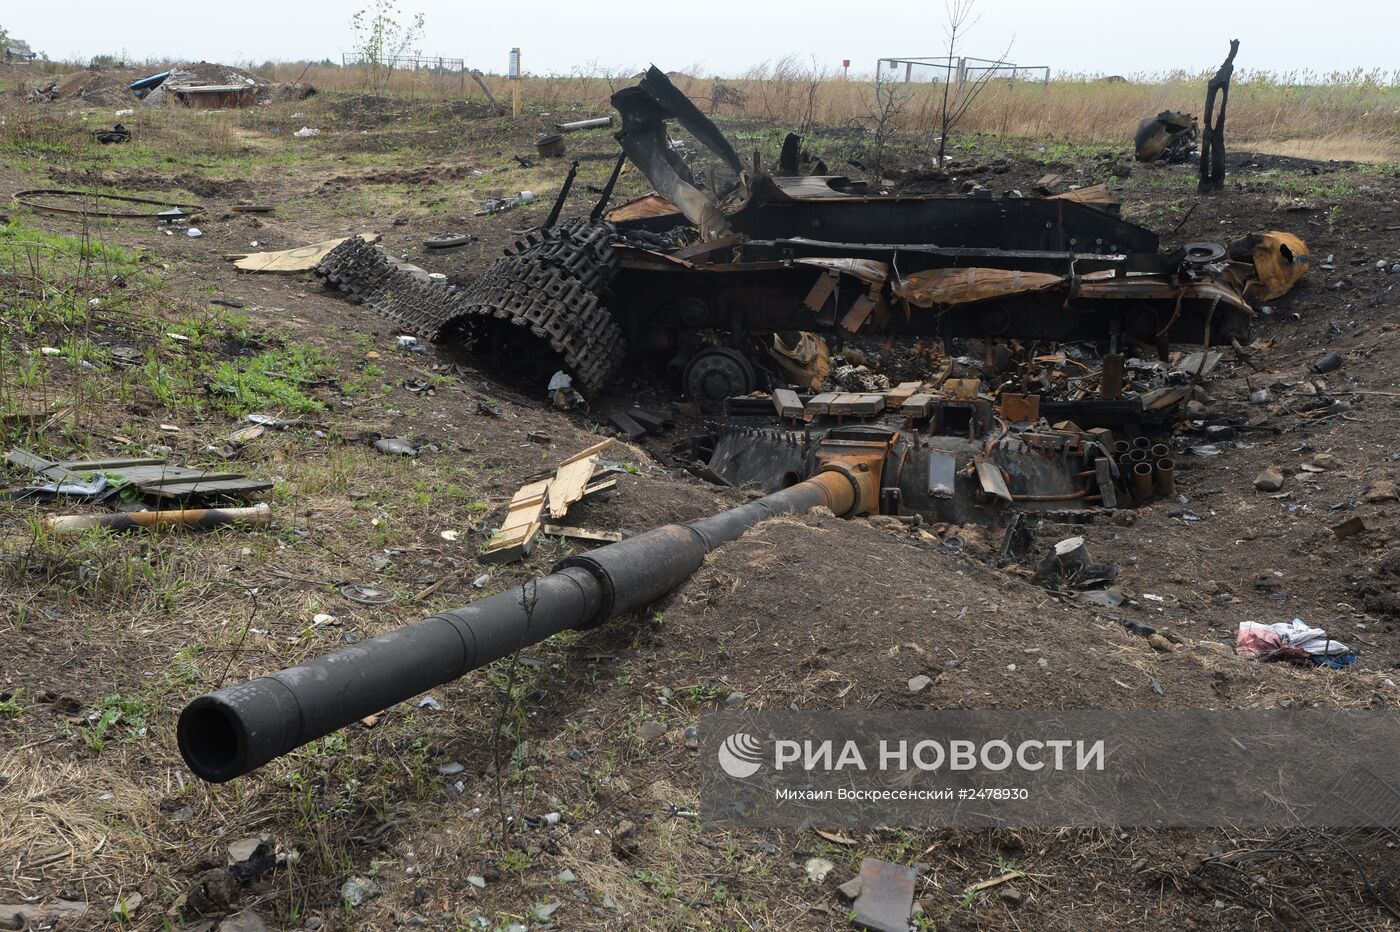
229, 234, 380, 273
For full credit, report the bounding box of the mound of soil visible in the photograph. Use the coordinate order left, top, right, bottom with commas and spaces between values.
30, 71, 135, 107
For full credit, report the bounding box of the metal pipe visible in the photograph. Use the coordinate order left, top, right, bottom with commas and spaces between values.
556, 116, 613, 132
1132, 462, 1154, 502
178, 470, 862, 783
1150, 443, 1170, 460
1154, 458, 1176, 497
1113, 440, 1131, 456
1129, 449, 1149, 463
1132, 436, 1152, 450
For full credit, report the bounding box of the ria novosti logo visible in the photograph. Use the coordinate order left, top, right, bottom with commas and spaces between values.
717, 733, 764, 778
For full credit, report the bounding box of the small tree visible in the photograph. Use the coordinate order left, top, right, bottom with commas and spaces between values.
932, 0, 1010, 165
869, 67, 913, 177
350, 1, 425, 92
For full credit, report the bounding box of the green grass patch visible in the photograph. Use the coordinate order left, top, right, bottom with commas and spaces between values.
0, 217, 145, 279
206, 344, 333, 415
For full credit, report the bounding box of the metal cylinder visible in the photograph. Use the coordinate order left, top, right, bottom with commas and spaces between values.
1129, 448, 1149, 463
178, 470, 859, 783
1133, 462, 1155, 502
1132, 436, 1152, 450
1112, 440, 1131, 456
1150, 444, 1170, 460
1154, 458, 1176, 497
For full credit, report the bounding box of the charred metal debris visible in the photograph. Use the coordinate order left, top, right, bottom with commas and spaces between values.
311, 66, 1310, 528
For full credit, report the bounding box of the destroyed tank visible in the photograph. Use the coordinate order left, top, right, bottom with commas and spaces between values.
315, 68, 1308, 408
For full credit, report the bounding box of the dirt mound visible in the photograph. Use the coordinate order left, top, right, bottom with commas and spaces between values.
45, 167, 252, 198
173, 61, 266, 88
29, 71, 135, 107
260, 82, 317, 103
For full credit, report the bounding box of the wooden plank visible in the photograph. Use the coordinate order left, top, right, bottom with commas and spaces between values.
900, 393, 935, 418
482, 478, 551, 562
580, 478, 618, 498
548, 455, 600, 519
885, 381, 922, 407
541, 524, 624, 543
772, 389, 804, 419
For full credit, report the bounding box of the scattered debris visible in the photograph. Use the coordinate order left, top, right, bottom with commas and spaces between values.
1033, 537, 1118, 590
339, 876, 378, 908
423, 233, 473, 250
12, 188, 203, 220
850, 858, 917, 932
805, 857, 836, 883
1236, 620, 1353, 664
1332, 516, 1366, 540
6, 447, 271, 502
1135, 111, 1197, 163
0, 900, 89, 929
339, 583, 396, 606
1254, 468, 1285, 492
374, 437, 418, 457
93, 123, 130, 144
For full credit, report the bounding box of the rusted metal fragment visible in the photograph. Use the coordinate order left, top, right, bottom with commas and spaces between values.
893, 267, 1066, 307
768, 331, 829, 390
999, 392, 1041, 423
1135, 110, 1198, 163
1048, 182, 1115, 205
1075, 276, 1253, 314
976, 461, 1014, 503
1227, 230, 1310, 301
603, 193, 679, 223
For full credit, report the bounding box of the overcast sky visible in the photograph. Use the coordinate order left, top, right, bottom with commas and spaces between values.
5, 0, 1393, 78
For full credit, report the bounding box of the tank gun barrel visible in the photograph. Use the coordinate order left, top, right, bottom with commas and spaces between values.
178, 434, 891, 783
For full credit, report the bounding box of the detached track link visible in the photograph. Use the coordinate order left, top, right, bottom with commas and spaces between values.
314, 230, 626, 395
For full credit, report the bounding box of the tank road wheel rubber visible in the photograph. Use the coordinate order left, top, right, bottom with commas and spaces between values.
683, 346, 757, 413
315, 226, 626, 395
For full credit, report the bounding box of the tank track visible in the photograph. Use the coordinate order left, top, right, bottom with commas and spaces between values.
315, 223, 626, 395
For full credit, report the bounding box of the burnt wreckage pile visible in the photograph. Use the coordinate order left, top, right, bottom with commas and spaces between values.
180, 73, 1316, 784
315, 67, 1309, 521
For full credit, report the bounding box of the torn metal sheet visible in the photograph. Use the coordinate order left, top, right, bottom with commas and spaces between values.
1227, 230, 1311, 301
6, 448, 271, 501
893, 267, 1066, 307
793, 257, 890, 285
